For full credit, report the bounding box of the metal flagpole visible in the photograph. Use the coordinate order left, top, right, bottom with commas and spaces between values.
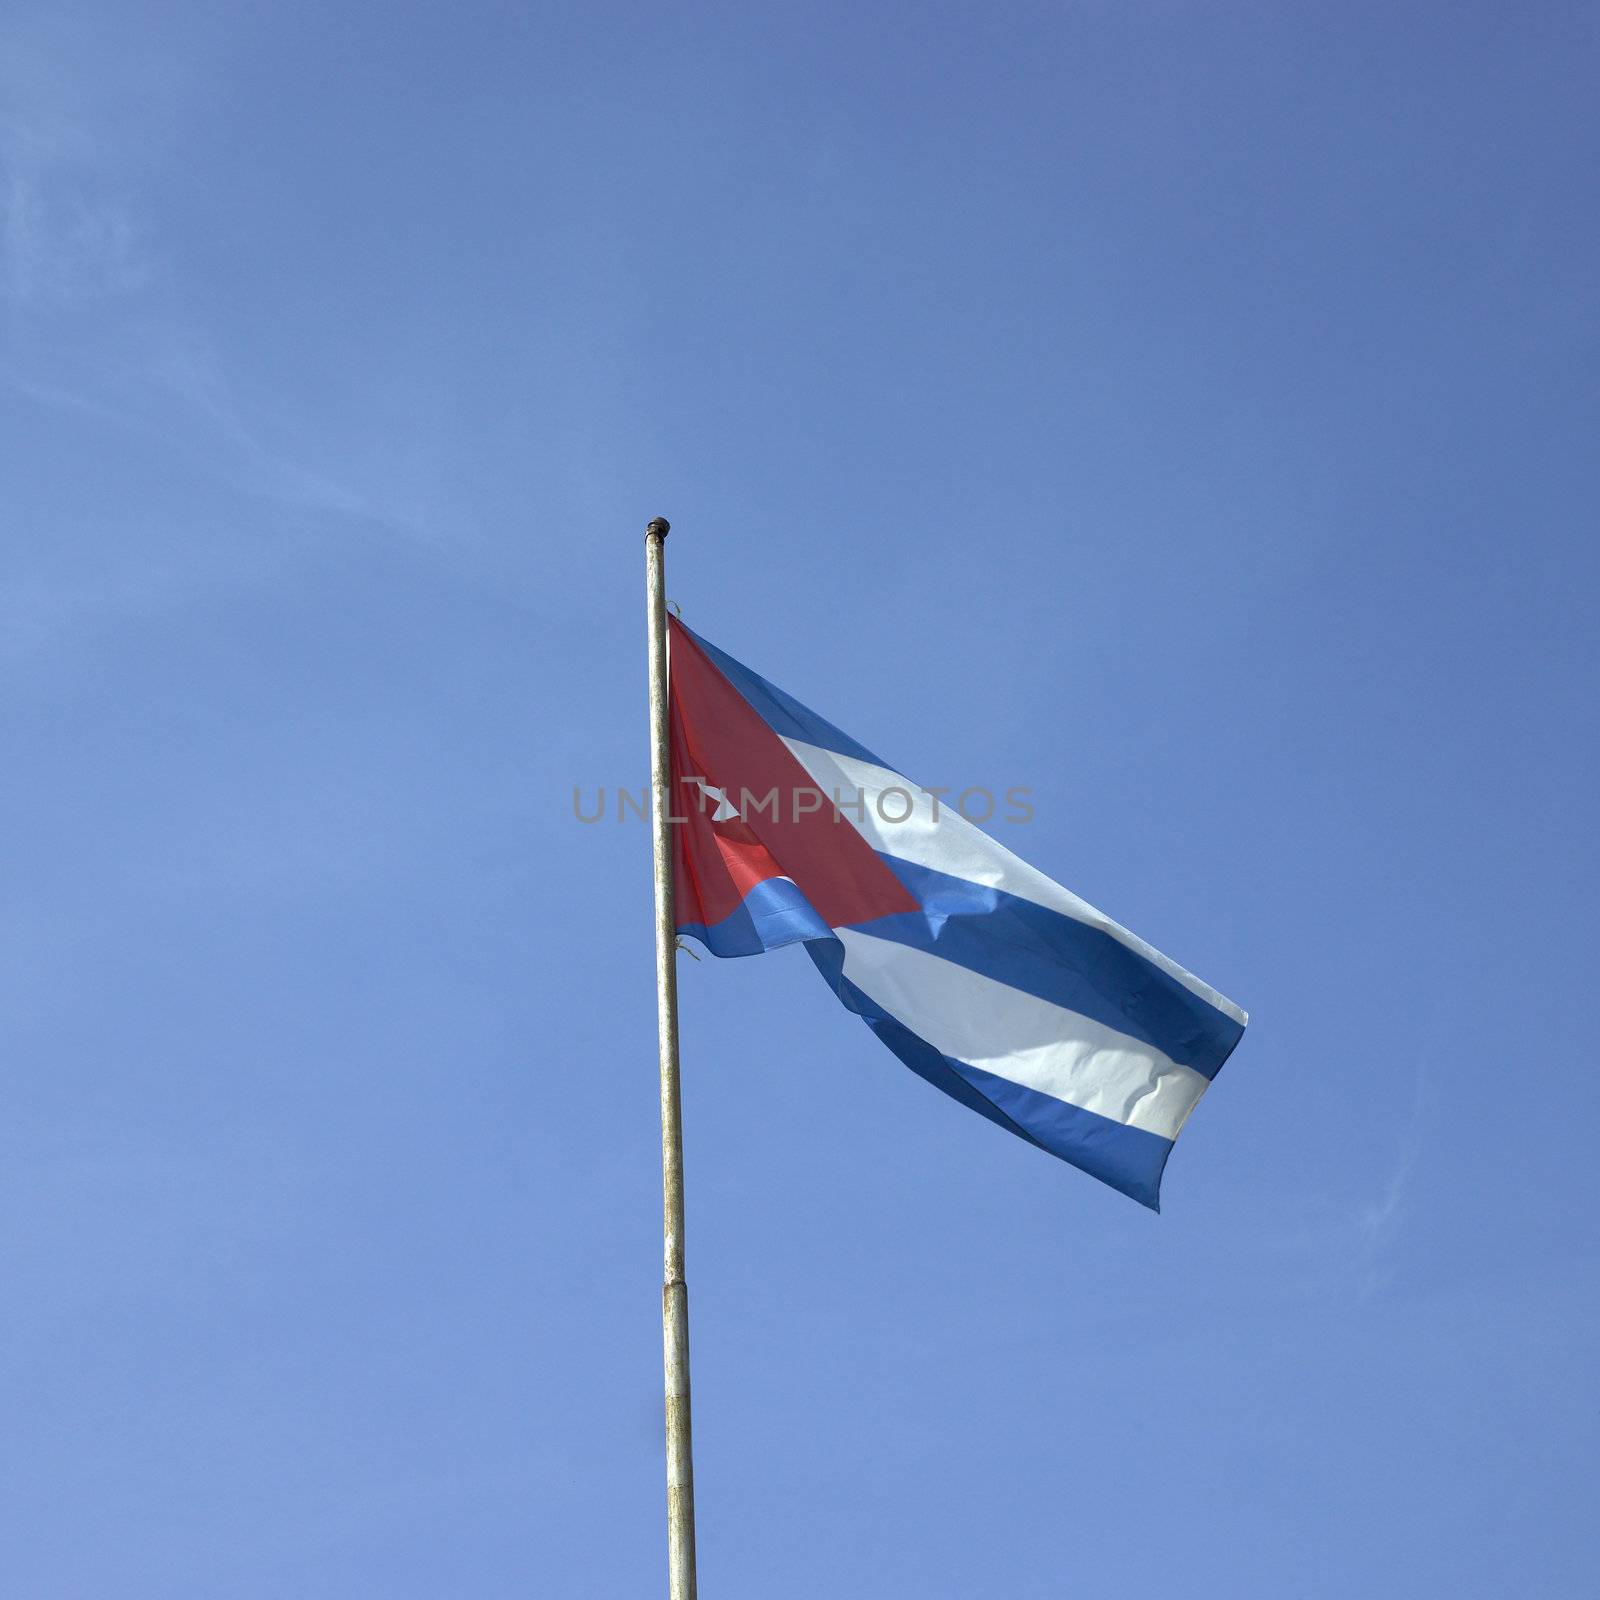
645, 516, 697, 1600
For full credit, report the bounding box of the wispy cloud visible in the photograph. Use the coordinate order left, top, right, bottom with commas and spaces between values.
0, 9, 436, 546
1346, 1069, 1426, 1298
1237, 1055, 1430, 1306
0, 123, 149, 307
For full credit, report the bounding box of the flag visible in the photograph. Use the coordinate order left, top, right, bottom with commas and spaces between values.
667, 619, 1246, 1209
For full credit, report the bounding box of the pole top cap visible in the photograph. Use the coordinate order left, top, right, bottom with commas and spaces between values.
646, 517, 671, 539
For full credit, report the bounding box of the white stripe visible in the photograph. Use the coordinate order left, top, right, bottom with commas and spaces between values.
782, 738, 1247, 1027
836, 929, 1209, 1140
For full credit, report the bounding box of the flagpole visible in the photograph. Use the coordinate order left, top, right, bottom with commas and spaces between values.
645, 515, 697, 1600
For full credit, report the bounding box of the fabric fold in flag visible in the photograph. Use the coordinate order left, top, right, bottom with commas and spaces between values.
667, 618, 1247, 1210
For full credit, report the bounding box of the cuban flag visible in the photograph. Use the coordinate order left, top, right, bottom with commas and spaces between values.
668, 619, 1247, 1209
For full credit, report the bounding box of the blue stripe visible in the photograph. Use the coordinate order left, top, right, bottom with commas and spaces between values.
956, 1063, 1174, 1210
806, 938, 1174, 1209
677, 876, 832, 957
678, 624, 893, 770
851, 856, 1244, 1080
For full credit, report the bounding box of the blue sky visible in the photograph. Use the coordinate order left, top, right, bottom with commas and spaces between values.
3, 2, 1597, 1594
